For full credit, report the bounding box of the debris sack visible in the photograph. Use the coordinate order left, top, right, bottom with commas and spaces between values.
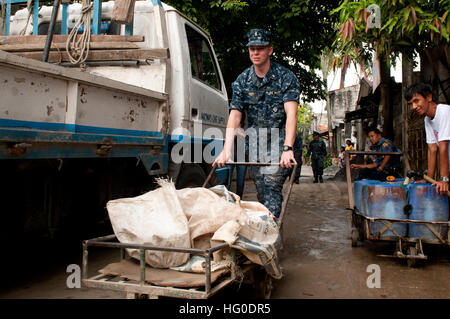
106, 181, 283, 278
106, 179, 191, 268
233, 200, 283, 279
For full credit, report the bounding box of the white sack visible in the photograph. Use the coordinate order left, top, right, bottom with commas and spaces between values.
233, 201, 283, 279
176, 185, 248, 241
106, 179, 190, 268
170, 255, 230, 274
179, 185, 283, 279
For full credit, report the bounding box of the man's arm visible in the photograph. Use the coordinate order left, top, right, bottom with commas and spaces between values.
377, 155, 391, 171
350, 163, 378, 169
439, 140, 449, 177
427, 143, 438, 179
213, 110, 242, 168
433, 140, 449, 194
280, 101, 298, 168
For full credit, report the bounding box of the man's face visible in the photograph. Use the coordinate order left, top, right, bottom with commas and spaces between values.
407, 93, 432, 115
368, 131, 381, 145
248, 45, 273, 67
313, 135, 319, 140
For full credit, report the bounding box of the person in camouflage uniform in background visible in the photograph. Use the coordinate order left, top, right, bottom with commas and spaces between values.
307, 131, 327, 183
351, 128, 401, 181
213, 28, 300, 219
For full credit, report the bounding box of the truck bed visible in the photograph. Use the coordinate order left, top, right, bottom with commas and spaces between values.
0, 49, 169, 173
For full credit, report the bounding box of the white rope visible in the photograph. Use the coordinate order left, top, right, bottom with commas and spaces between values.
66, 0, 92, 64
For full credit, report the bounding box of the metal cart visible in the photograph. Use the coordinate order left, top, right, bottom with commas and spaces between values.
82, 162, 297, 298
345, 150, 450, 267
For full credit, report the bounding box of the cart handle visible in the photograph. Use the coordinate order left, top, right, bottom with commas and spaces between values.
203, 162, 297, 227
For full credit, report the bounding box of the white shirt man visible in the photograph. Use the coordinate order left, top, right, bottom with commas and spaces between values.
424, 104, 450, 165
405, 82, 449, 195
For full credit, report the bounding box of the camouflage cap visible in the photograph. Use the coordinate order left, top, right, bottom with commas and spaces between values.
313, 131, 320, 136
246, 29, 272, 47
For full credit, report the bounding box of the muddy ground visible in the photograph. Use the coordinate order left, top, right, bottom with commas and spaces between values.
0, 166, 449, 299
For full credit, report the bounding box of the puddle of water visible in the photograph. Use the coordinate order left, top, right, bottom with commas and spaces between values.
307, 248, 325, 259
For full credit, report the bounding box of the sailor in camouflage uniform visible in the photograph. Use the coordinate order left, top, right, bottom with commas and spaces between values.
213, 28, 300, 219
307, 131, 327, 183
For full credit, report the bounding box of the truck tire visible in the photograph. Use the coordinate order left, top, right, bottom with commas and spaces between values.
175, 164, 206, 189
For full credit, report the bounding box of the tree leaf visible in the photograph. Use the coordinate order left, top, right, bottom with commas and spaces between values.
442, 10, 449, 22
404, 6, 411, 23
429, 24, 440, 33
411, 6, 417, 26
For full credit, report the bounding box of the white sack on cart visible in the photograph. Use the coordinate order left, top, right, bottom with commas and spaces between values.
180, 185, 283, 279
170, 255, 230, 273
107, 181, 283, 278
233, 200, 283, 279
176, 185, 247, 240
106, 179, 191, 268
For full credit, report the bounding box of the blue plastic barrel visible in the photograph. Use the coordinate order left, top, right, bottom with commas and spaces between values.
359, 180, 383, 215
365, 181, 408, 238
354, 180, 366, 212
408, 183, 449, 242
354, 180, 380, 214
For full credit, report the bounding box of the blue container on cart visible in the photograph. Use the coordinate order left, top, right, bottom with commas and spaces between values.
354, 180, 379, 215
354, 180, 366, 213
365, 181, 408, 238
408, 183, 449, 242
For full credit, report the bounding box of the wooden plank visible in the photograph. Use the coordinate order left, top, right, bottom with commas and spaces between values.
0, 41, 140, 52
13, 48, 169, 62
112, 0, 136, 24
0, 34, 145, 45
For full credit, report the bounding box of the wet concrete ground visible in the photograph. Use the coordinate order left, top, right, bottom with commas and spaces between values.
1, 166, 449, 299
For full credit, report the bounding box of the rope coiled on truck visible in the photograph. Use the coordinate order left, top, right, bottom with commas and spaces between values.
65, 0, 92, 64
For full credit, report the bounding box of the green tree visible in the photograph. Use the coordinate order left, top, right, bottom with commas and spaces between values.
166, 0, 340, 102
297, 103, 313, 142
331, 0, 450, 138
332, 0, 449, 62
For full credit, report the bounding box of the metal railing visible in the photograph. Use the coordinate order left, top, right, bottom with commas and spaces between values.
1, 0, 147, 36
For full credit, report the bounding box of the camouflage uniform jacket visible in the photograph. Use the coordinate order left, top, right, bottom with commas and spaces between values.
372, 137, 400, 170
229, 62, 300, 161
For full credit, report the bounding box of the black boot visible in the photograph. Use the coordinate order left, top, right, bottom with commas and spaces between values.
319, 175, 323, 183
313, 176, 318, 183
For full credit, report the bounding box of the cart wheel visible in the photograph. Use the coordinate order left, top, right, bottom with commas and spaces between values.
407, 246, 417, 268
395, 240, 403, 256
252, 268, 273, 299
351, 227, 359, 247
